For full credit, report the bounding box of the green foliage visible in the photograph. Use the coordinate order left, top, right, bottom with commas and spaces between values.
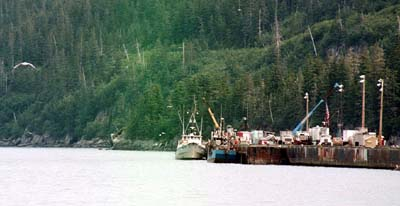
0, 0, 399, 142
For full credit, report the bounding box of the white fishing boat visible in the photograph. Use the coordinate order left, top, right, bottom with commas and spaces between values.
175, 98, 206, 160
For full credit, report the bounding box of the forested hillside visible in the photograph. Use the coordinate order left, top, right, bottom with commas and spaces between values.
0, 0, 399, 144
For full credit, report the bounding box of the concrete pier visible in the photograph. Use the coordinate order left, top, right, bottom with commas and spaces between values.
236, 145, 400, 169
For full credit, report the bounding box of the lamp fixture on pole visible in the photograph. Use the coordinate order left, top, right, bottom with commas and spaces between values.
359, 75, 366, 130
304, 92, 309, 132
337, 84, 344, 138
377, 78, 384, 146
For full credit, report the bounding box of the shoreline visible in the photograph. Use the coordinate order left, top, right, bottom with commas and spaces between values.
0, 134, 177, 151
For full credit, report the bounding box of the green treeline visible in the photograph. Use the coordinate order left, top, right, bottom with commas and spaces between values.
0, 0, 399, 142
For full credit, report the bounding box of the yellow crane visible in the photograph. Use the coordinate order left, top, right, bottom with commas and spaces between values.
202, 97, 220, 130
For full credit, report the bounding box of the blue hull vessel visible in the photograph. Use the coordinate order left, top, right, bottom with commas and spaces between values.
207, 149, 237, 163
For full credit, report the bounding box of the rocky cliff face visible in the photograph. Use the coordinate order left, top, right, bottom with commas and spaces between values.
0, 131, 111, 148
0, 130, 177, 151
110, 133, 176, 151
111, 138, 176, 151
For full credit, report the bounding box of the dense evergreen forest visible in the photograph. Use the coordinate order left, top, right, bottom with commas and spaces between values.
0, 0, 399, 143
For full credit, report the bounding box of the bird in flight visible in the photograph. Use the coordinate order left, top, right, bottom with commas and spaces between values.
12, 62, 37, 73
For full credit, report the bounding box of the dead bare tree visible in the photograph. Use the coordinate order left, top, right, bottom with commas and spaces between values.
274, 0, 281, 60
269, 94, 274, 123
79, 34, 87, 90
123, 44, 130, 61
338, 5, 343, 30
0, 60, 5, 94
136, 39, 142, 64
142, 53, 145, 68
99, 29, 103, 56
258, 9, 262, 38
52, 34, 58, 55
397, 15, 400, 35
79, 64, 87, 90
182, 42, 185, 71
308, 26, 318, 56
272, 0, 286, 86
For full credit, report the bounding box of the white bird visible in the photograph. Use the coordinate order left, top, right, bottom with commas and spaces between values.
13, 62, 36, 69
12, 62, 37, 73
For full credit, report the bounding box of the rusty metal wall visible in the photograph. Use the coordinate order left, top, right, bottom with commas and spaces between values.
246, 145, 288, 164
287, 146, 400, 169
240, 145, 400, 169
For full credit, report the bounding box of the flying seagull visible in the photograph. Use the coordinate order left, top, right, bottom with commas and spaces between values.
13, 62, 36, 69
12, 62, 37, 73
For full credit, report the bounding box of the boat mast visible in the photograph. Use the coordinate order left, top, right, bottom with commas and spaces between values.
193, 95, 200, 134
182, 106, 185, 135
200, 117, 203, 136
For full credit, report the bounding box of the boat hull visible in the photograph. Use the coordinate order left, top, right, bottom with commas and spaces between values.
207, 149, 237, 163
175, 143, 206, 160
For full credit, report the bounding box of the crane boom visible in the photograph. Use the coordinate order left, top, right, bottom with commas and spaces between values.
292, 99, 324, 135
202, 97, 220, 129
292, 83, 341, 135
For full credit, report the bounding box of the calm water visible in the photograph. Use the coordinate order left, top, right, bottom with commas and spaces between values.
0, 148, 399, 206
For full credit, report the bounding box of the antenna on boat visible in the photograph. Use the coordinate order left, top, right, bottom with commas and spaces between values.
177, 105, 184, 136
220, 103, 223, 124
194, 95, 198, 119
219, 104, 224, 137
200, 117, 203, 136
193, 95, 201, 134
182, 106, 185, 135
246, 102, 249, 120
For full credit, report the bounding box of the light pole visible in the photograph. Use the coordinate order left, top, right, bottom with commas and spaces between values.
377, 78, 384, 146
304, 92, 309, 132
337, 84, 344, 138
359, 75, 366, 130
